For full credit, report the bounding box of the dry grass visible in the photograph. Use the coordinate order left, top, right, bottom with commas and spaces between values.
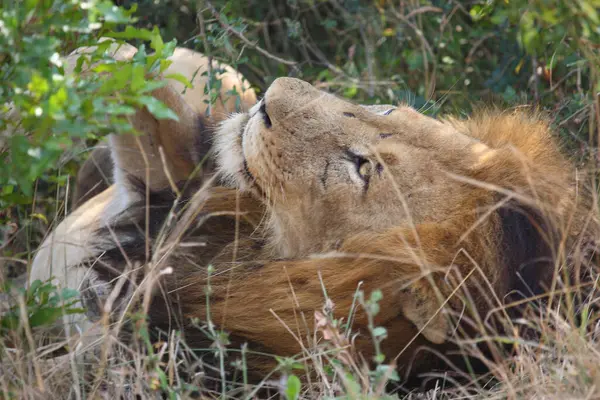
2, 290, 600, 399
2, 182, 600, 400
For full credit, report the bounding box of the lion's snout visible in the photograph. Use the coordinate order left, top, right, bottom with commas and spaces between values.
262, 77, 318, 125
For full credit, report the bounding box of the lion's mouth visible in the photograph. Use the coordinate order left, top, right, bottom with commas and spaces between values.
238, 109, 265, 196
241, 157, 254, 182
240, 154, 266, 199
214, 99, 270, 197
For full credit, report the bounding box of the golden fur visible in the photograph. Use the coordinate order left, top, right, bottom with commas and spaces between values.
32, 76, 598, 383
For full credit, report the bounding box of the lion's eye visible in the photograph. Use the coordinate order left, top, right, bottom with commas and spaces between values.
344, 150, 375, 189
357, 159, 372, 178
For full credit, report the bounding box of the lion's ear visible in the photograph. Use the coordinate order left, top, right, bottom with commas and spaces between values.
109, 84, 208, 195
65, 38, 209, 199
400, 284, 449, 344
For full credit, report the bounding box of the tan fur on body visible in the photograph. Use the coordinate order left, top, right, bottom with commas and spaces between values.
32, 75, 597, 384
72, 143, 113, 208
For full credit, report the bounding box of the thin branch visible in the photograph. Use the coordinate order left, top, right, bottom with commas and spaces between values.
405, 6, 443, 19
197, 3, 213, 119
466, 32, 495, 64
204, 2, 297, 66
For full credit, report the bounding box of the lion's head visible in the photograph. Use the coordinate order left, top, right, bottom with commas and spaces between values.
215, 77, 581, 259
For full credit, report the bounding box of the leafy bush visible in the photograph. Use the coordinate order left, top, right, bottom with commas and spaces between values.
0, 0, 192, 278
1, 279, 84, 340
0, 0, 182, 210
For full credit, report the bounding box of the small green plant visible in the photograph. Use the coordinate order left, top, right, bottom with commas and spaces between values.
0, 279, 84, 344
357, 290, 400, 387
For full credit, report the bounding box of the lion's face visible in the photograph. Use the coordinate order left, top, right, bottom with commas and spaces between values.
216, 77, 491, 256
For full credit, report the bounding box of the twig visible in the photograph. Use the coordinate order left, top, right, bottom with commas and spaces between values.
388, 6, 437, 97
358, 25, 375, 96
204, 1, 297, 66
545, 69, 577, 93
405, 6, 443, 20
466, 32, 495, 64
531, 56, 540, 103
197, 2, 213, 119
17, 295, 46, 394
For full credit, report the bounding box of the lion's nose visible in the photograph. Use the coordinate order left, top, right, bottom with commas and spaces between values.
262, 77, 317, 123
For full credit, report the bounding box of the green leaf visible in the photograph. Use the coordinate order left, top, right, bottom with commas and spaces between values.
105, 103, 136, 116
28, 307, 64, 328
106, 26, 155, 41
133, 44, 148, 66
370, 289, 383, 303
27, 74, 49, 98
137, 96, 179, 121
375, 364, 399, 381
96, 39, 115, 55
374, 353, 385, 364
28, 280, 43, 296
582, 2, 599, 25
64, 308, 86, 315
158, 59, 173, 74
60, 288, 80, 301
343, 85, 358, 99
48, 86, 68, 114
150, 26, 165, 54
285, 375, 301, 400
373, 326, 387, 339
96, 1, 132, 24
138, 80, 167, 94
521, 29, 539, 53
164, 73, 193, 89
130, 64, 146, 92
291, 362, 305, 370
102, 63, 133, 94
1, 314, 19, 331
73, 54, 88, 75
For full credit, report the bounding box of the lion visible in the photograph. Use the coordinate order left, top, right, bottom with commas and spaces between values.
31, 76, 597, 385
70, 41, 257, 207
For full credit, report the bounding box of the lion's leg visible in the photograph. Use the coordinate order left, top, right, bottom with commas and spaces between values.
29, 187, 117, 348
